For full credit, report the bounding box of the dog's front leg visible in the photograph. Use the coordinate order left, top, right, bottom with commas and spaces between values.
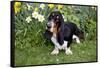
51, 36, 62, 50
51, 36, 62, 55
51, 46, 59, 55
65, 47, 73, 55
61, 41, 73, 55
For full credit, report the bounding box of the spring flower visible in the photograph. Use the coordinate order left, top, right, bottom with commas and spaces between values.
62, 15, 67, 21
34, 7, 38, 11
26, 16, 32, 23
32, 11, 39, 19
57, 5, 63, 10
38, 14, 45, 22
40, 4, 45, 9
14, 2, 21, 14
48, 4, 54, 9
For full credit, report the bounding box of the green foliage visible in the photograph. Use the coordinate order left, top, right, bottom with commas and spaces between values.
13, 2, 97, 66
62, 6, 97, 40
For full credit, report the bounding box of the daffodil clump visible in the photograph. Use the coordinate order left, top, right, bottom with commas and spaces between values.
32, 11, 45, 23
25, 3, 45, 23
15, 3, 64, 23
14, 2, 21, 14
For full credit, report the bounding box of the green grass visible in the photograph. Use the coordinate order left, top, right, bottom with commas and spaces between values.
14, 11, 97, 66
14, 2, 97, 66
15, 40, 97, 66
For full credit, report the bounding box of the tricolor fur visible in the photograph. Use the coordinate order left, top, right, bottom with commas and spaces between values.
44, 11, 83, 55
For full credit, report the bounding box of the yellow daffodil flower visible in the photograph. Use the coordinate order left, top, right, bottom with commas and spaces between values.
57, 5, 63, 10
14, 2, 21, 14
34, 7, 38, 12
14, 2, 21, 7
48, 4, 54, 9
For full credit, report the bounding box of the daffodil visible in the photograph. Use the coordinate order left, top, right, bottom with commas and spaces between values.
14, 2, 21, 7
62, 15, 67, 21
14, 2, 21, 14
34, 7, 38, 12
26, 16, 32, 23
48, 4, 54, 9
40, 4, 45, 9
57, 5, 63, 10
32, 11, 39, 19
38, 14, 45, 22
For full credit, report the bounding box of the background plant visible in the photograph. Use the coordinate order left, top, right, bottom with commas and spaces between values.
13, 2, 97, 66
14, 2, 97, 49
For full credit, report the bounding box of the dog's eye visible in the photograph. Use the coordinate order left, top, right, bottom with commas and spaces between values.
56, 16, 59, 19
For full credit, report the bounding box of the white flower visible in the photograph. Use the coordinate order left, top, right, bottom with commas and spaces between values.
38, 14, 45, 22
26, 16, 32, 23
40, 4, 45, 9
62, 15, 67, 22
32, 11, 45, 22
32, 11, 39, 19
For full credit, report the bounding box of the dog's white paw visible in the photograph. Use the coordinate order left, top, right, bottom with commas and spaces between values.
76, 39, 80, 44
65, 48, 73, 55
51, 49, 59, 55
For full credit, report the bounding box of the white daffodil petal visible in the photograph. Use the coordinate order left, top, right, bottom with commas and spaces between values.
26, 16, 32, 23
40, 4, 45, 9
38, 14, 45, 22
62, 15, 67, 21
32, 11, 39, 19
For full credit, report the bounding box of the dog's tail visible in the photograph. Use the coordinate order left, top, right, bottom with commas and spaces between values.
75, 27, 84, 40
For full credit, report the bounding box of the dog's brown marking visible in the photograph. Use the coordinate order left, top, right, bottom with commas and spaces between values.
53, 23, 60, 34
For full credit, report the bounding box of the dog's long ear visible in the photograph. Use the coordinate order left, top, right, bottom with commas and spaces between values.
57, 23, 64, 45
57, 13, 65, 45
44, 30, 53, 40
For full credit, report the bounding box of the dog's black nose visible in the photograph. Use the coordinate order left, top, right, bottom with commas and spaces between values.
47, 23, 51, 28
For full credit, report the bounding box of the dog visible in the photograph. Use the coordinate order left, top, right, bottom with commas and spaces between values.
44, 11, 83, 55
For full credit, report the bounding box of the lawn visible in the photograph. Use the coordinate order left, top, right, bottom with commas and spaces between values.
12, 1, 97, 66
15, 40, 97, 66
